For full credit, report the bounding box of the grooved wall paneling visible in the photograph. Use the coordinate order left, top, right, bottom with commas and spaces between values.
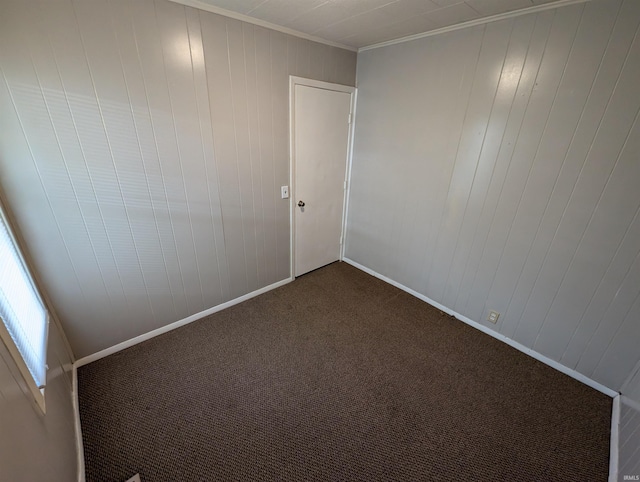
0, 322, 77, 481
620, 361, 640, 478
620, 398, 640, 479
623, 363, 640, 402
0, 0, 356, 358
346, 0, 640, 392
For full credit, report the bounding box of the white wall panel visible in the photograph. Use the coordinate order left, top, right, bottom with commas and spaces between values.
346, 0, 640, 392
0, 0, 356, 358
619, 365, 640, 479
619, 399, 640, 480
0, 322, 77, 482
623, 364, 640, 402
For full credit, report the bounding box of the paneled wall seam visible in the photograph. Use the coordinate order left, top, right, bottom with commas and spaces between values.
269, 32, 279, 280
71, 0, 155, 318
498, 6, 586, 340
569, 206, 640, 368
532, 109, 640, 358
426, 22, 489, 294
129, 0, 184, 319
451, 15, 536, 313
17, 39, 112, 315
622, 359, 640, 395
195, 7, 231, 302
0, 0, 356, 356
39, 1, 118, 320
580, 124, 640, 376
552, 2, 632, 368
347, 0, 640, 391
463, 10, 556, 317
531, 6, 640, 369
251, 23, 268, 290
481, 7, 580, 328
112, 0, 179, 320
509, 4, 588, 345
0, 67, 89, 309
187, 8, 226, 300
225, 20, 250, 295
511, 0, 624, 359
156, 0, 208, 313
567, 69, 640, 374
109, 0, 168, 324
440, 20, 516, 303
592, 263, 640, 373
420, 25, 486, 293
242, 24, 261, 288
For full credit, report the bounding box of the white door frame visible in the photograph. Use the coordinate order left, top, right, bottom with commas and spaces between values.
289, 76, 357, 279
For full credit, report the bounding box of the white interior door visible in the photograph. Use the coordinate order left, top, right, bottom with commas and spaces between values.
294, 84, 352, 277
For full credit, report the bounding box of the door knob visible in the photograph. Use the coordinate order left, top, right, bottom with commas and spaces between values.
298, 200, 305, 207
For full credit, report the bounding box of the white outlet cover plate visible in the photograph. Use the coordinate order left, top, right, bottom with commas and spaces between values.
281, 185, 289, 199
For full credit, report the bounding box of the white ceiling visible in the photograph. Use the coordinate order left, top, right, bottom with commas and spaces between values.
179, 0, 578, 49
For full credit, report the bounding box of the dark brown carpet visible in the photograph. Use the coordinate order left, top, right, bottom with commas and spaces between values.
78, 262, 611, 482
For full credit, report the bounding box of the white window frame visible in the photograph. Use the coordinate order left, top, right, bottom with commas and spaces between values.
0, 202, 49, 413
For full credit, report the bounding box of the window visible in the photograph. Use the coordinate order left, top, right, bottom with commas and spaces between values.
0, 204, 48, 412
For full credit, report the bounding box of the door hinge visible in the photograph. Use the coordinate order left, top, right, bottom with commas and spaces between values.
343, 180, 347, 190
348, 113, 353, 124
339, 236, 343, 245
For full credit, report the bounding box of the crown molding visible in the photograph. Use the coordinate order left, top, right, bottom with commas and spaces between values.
167, 0, 357, 52
359, 0, 591, 52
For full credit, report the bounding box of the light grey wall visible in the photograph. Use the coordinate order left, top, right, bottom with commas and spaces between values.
620, 364, 640, 479
0, 321, 77, 481
346, 0, 640, 392
623, 363, 640, 402
0, 0, 356, 358
619, 399, 640, 480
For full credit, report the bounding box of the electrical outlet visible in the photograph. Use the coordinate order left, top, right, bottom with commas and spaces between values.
281, 185, 289, 199
488, 310, 500, 324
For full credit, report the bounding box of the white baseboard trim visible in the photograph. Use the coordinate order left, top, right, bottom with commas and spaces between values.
72, 364, 86, 482
609, 394, 621, 482
342, 257, 618, 398
75, 277, 294, 368
71, 276, 291, 481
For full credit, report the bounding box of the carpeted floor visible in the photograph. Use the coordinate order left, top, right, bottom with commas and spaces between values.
78, 262, 612, 481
